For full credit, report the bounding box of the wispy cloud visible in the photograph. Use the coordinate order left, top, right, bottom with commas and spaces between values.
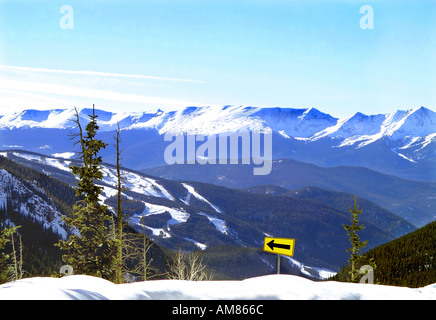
0, 65, 210, 114
0, 77, 210, 113
0, 65, 206, 84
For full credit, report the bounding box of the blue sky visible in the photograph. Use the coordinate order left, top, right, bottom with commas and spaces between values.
0, 0, 435, 117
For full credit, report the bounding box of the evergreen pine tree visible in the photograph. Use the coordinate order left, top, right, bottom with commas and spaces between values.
56, 106, 118, 280
342, 195, 368, 282
0, 224, 20, 284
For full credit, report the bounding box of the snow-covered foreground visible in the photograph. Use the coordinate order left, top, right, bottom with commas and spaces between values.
0, 274, 435, 300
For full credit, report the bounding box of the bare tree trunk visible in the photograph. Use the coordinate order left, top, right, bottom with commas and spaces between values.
121, 231, 155, 282
9, 232, 23, 281
139, 218, 153, 281
115, 122, 123, 284
18, 235, 23, 280
10, 232, 17, 280
70, 106, 87, 167
167, 248, 213, 281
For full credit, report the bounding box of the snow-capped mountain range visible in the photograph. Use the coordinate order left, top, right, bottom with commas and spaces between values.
1, 105, 435, 141
0, 105, 435, 181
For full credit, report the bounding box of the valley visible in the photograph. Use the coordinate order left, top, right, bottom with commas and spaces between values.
0, 149, 419, 278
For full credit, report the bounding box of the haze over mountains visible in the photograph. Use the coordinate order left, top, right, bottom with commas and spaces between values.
144, 159, 436, 228
0, 105, 435, 181
0, 150, 417, 276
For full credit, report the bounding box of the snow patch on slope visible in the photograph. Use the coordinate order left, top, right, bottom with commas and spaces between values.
198, 212, 228, 235
182, 183, 222, 213
284, 256, 336, 280
8, 151, 176, 202
131, 202, 190, 238
0, 169, 68, 239
116, 170, 175, 201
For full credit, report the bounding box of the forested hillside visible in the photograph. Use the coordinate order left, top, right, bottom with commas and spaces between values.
0, 155, 76, 217
0, 155, 169, 282
143, 159, 436, 228
0, 155, 74, 277
331, 220, 436, 288
1, 152, 435, 286
2, 150, 415, 272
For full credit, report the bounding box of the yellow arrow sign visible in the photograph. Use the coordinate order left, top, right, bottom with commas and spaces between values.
263, 237, 295, 257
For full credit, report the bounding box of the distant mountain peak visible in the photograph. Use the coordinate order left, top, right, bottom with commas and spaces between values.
1, 104, 434, 136
0, 105, 435, 173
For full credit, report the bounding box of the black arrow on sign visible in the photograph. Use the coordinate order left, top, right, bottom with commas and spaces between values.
267, 239, 290, 251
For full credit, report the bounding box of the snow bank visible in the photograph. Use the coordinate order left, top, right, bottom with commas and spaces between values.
0, 274, 435, 300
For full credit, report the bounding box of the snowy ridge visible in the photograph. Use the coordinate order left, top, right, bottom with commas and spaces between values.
0, 169, 68, 239
0, 274, 435, 300
0, 149, 424, 279
102, 166, 175, 201
3, 151, 190, 232
2, 151, 339, 279
1, 151, 230, 249
1, 105, 434, 144
5, 151, 176, 202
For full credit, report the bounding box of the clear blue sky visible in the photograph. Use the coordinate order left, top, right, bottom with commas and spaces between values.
0, 0, 435, 117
